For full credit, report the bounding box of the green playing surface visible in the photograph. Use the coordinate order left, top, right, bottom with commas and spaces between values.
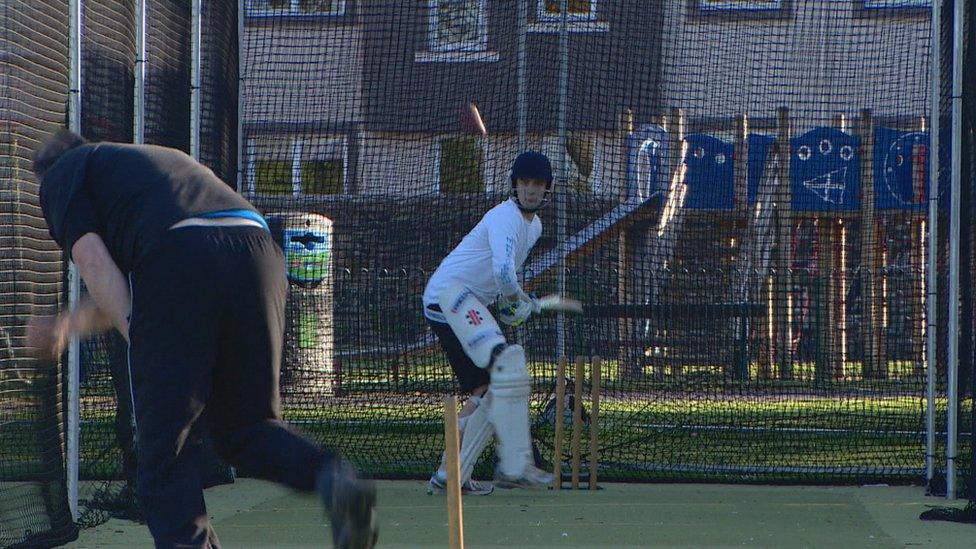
66, 480, 974, 548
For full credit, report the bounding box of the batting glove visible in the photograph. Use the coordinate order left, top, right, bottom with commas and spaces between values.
498, 294, 538, 327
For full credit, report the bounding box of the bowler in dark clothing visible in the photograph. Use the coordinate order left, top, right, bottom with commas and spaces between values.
27, 129, 378, 549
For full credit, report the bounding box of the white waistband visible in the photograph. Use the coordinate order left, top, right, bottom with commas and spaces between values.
169, 217, 266, 230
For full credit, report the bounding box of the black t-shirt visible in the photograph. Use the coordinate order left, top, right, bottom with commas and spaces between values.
39, 142, 260, 272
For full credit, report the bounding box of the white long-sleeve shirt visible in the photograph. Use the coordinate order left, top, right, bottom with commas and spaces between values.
423, 198, 542, 322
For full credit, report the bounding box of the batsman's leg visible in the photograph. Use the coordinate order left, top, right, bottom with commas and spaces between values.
486, 345, 553, 488
429, 393, 494, 495
438, 284, 553, 489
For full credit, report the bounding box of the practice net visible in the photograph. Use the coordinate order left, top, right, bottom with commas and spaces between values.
2, 1, 974, 546
238, 0, 946, 483
0, 1, 77, 547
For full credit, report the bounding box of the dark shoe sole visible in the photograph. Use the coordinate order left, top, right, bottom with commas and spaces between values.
331, 478, 379, 549
494, 477, 553, 490
428, 480, 494, 496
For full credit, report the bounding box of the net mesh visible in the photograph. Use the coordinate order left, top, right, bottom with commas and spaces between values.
923, 0, 976, 519
199, 0, 239, 184
238, 0, 943, 482
960, 0, 976, 506
0, 1, 78, 547
72, 0, 240, 531
72, 0, 140, 531
2, 0, 975, 544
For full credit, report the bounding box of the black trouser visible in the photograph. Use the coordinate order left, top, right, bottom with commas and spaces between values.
128, 226, 334, 548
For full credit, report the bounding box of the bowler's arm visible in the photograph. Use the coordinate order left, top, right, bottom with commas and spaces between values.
70, 232, 131, 341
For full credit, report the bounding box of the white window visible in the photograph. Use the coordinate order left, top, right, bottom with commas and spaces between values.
246, 136, 348, 197
429, 0, 489, 53
246, 0, 345, 17
698, 0, 783, 11
863, 0, 929, 9
538, 0, 597, 21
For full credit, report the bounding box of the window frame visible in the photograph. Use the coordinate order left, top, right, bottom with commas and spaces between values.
537, 0, 598, 22
696, 0, 784, 12
245, 0, 346, 19
861, 0, 929, 10
246, 135, 349, 198
428, 0, 490, 54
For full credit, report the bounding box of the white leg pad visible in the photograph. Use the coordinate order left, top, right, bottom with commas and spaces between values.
487, 344, 533, 478
438, 284, 506, 369
456, 394, 493, 484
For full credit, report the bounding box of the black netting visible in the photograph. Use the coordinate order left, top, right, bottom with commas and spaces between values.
81, 0, 135, 143
0, 1, 78, 547
967, 0, 976, 505
73, 0, 236, 532
75, 0, 140, 531
199, 0, 239, 185
237, 0, 941, 484
4, 1, 974, 544
924, 0, 976, 520
144, 0, 190, 150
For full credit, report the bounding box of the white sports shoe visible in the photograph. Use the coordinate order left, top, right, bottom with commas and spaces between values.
427, 474, 494, 496
494, 464, 554, 489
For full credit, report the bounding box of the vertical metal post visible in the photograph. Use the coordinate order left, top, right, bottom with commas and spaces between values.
191, 0, 202, 159
555, 0, 569, 359
517, 0, 527, 151
66, 0, 83, 522
925, 0, 942, 490
134, 0, 147, 144
238, 0, 245, 190
945, 0, 965, 500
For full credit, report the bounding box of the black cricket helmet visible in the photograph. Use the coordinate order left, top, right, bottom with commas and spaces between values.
510, 150, 553, 213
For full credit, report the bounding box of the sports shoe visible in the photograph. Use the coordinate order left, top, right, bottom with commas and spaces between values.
318, 461, 379, 549
494, 464, 554, 489
427, 473, 494, 496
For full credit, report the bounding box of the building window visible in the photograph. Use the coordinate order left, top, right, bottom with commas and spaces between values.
437, 137, 485, 193
565, 134, 597, 193
862, 0, 929, 9
529, 0, 607, 33
253, 157, 292, 196
429, 0, 488, 52
698, 0, 783, 11
247, 136, 347, 196
246, 0, 345, 17
538, 0, 597, 21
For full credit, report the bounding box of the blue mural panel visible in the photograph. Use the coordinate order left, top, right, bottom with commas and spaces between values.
790, 127, 861, 211
874, 127, 929, 211
683, 133, 734, 210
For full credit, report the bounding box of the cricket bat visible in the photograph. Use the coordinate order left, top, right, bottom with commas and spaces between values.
536, 294, 583, 314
